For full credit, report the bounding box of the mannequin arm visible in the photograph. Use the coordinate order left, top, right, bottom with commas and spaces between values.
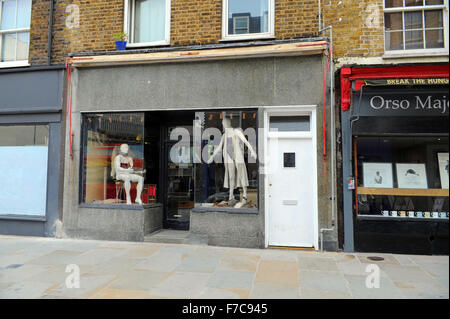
207, 135, 224, 164
236, 129, 257, 159
114, 156, 132, 175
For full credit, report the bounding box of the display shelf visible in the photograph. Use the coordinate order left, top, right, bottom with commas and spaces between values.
357, 187, 449, 197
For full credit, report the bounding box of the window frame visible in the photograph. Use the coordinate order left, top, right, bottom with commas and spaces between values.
0, 0, 31, 68
221, 0, 275, 41
383, 0, 449, 57
123, 0, 171, 48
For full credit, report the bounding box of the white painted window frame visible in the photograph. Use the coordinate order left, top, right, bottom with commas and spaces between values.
0, 0, 30, 68
221, 0, 275, 41
383, 0, 449, 58
123, 0, 171, 48
263, 105, 319, 250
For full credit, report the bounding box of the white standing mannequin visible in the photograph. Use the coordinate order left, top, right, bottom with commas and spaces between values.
113, 144, 144, 205
208, 117, 257, 208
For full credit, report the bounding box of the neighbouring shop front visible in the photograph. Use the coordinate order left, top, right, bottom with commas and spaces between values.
61, 40, 337, 250
0, 67, 64, 237
340, 65, 449, 255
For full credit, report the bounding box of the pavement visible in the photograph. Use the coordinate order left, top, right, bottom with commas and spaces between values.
0, 235, 448, 299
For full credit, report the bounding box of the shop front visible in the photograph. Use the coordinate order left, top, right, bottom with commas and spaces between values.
60, 40, 336, 249
0, 67, 64, 237
340, 65, 449, 255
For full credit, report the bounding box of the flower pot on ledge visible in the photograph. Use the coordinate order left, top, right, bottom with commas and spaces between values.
115, 40, 127, 51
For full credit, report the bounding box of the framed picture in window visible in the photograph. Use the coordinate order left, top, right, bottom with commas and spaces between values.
437, 153, 449, 189
362, 163, 394, 188
396, 163, 428, 189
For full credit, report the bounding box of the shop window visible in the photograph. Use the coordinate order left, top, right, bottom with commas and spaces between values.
384, 0, 449, 54
81, 113, 148, 205
194, 110, 258, 209
0, 125, 49, 216
0, 0, 31, 67
223, 0, 274, 40
124, 0, 171, 47
355, 136, 449, 219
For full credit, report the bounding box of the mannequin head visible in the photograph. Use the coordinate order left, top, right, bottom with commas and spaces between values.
222, 117, 232, 129
119, 144, 129, 155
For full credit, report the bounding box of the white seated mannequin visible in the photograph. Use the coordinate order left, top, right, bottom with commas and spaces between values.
207, 117, 257, 208
113, 144, 144, 205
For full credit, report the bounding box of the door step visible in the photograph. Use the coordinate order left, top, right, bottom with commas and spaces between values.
144, 229, 208, 245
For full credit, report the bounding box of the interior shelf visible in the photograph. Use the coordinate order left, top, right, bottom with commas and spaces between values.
357, 187, 449, 197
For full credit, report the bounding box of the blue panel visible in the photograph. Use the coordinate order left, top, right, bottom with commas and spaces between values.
0, 146, 48, 216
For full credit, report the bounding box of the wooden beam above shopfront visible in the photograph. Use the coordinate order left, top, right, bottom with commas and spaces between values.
69, 41, 328, 67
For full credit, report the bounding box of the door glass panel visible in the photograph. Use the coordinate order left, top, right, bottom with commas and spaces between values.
167, 126, 194, 226
270, 116, 310, 132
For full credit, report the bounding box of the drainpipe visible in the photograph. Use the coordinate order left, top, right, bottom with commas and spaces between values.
318, 0, 336, 251
47, 0, 54, 65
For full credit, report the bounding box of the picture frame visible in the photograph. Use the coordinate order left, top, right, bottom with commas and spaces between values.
396, 163, 428, 189
437, 152, 449, 189
362, 162, 394, 188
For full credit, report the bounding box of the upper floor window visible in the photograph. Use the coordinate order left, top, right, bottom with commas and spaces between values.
222, 0, 274, 41
384, 0, 449, 54
0, 0, 31, 66
124, 0, 171, 47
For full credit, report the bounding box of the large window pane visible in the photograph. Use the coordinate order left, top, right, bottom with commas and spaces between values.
0, 0, 16, 30
404, 11, 423, 29
426, 0, 444, 5
405, 29, 424, 49
426, 29, 444, 48
16, 0, 31, 29
356, 137, 449, 218
405, 0, 423, 6
194, 110, 258, 209
228, 0, 269, 35
1, 32, 16, 61
82, 113, 145, 205
0, 125, 49, 217
16, 31, 29, 60
385, 0, 404, 8
385, 12, 403, 31
385, 31, 404, 50
134, 0, 166, 43
425, 10, 443, 28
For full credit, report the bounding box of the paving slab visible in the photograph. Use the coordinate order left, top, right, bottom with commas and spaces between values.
0, 235, 448, 299
299, 270, 350, 294
149, 271, 211, 298
207, 270, 255, 290
249, 283, 299, 299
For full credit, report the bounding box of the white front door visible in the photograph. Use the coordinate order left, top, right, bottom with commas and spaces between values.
267, 128, 316, 247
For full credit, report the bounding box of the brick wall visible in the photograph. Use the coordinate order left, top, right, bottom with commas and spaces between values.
29, 0, 51, 65
28, 0, 389, 66
322, 0, 385, 59
29, 0, 326, 65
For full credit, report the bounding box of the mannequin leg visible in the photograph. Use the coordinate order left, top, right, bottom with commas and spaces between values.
135, 175, 144, 205
242, 186, 247, 204
227, 161, 236, 201
123, 176, 132, 205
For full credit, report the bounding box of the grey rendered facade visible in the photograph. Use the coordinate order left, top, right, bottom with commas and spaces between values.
59, 47, 338, 250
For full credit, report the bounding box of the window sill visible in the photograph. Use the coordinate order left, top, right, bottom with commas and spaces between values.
0, 61, 30, 69
220, 34, 276, 42
192, 207, 259, 214
79, 203, 162, 210
126, 41, 170, 49
383, 49, 449, 59
0, 214, 46, 222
